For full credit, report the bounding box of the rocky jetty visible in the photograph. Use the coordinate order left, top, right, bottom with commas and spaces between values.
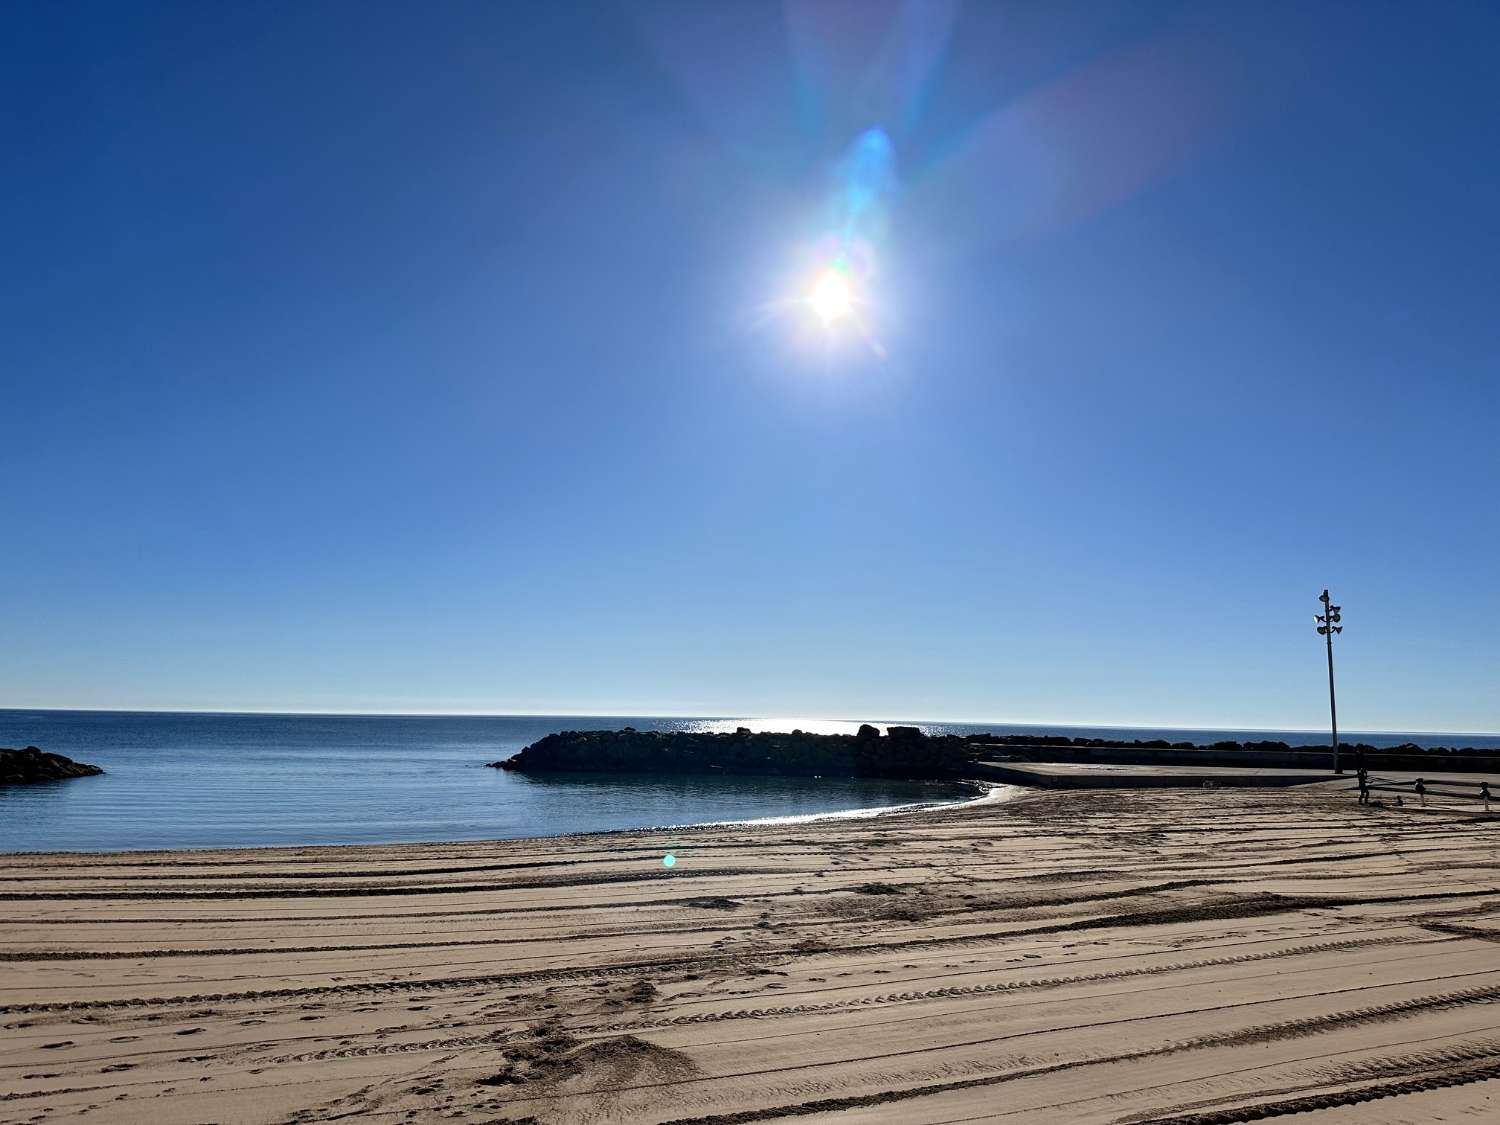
491, 727, 1500, 780
490, 726, 980, 781
0, 746, 104, 785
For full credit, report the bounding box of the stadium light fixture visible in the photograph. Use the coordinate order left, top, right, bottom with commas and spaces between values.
1315, 589, 1345, 773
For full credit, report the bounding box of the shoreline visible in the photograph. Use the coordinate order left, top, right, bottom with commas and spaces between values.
5, 783, 1500, 1123
0, 778, 1010, 859
664, 778, 1017, 831
9, 712, 1500, 858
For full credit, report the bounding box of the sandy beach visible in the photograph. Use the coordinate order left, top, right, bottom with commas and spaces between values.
4, 782, 1499, 1124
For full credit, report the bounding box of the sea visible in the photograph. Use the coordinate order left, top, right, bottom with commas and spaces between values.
3, 710, 1498, 854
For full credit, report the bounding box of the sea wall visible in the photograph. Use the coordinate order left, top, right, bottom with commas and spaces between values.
0, 746, 104, 785
973, 736, 1500, 773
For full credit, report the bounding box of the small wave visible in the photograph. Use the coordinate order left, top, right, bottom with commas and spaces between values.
663, 781, 1023, 830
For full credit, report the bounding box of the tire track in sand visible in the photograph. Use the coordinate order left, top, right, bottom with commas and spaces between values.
0, 932, 1422, 1017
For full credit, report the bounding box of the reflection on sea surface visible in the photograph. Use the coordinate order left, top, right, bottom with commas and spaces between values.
3, 710, 1494, 853
0, 712, 974, 853
508, 768, 974, 831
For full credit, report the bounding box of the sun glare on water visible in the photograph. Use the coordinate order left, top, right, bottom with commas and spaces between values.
809, 268, 853, 324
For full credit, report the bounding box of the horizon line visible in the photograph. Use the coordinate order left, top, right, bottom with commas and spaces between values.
2, 705, 1497, 739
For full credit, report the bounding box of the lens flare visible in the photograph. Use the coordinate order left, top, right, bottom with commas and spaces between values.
809, 269, 853, 323
748, 127, 896, 360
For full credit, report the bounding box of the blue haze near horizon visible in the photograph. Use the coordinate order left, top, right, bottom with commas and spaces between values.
4, 710, 1499, 853
2, 2, 1497, 733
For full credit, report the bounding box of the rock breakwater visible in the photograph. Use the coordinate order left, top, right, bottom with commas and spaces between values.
491, 727, 1500, 779
0, 746, 104, 785
490, 726, 978, 780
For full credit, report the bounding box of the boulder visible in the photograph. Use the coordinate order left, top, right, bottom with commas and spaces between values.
0, 746, 104, 785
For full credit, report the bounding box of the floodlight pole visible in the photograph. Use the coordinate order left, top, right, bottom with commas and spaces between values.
1325, 614, 1339, 774
1317, 589, 1342, 774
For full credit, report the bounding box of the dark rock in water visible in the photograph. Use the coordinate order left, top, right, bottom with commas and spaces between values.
491, 727, 978, 780
0, 746, 104, 785
486, 727, 1500, 780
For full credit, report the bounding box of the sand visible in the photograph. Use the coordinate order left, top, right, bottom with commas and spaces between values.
3, 781, 1499, 1124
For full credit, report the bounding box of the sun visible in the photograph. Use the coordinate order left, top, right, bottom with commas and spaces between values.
808, 268, 853, 324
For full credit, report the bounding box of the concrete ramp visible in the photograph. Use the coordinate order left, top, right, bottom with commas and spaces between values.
974, 761, 1336, 790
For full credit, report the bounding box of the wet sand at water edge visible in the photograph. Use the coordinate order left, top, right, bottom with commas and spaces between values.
3, 782, 1499, 1124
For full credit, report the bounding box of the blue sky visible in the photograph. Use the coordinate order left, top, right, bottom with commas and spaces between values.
3, 1, 1496, 731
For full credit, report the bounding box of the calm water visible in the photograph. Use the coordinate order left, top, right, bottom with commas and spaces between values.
3, 711, 1497, 853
